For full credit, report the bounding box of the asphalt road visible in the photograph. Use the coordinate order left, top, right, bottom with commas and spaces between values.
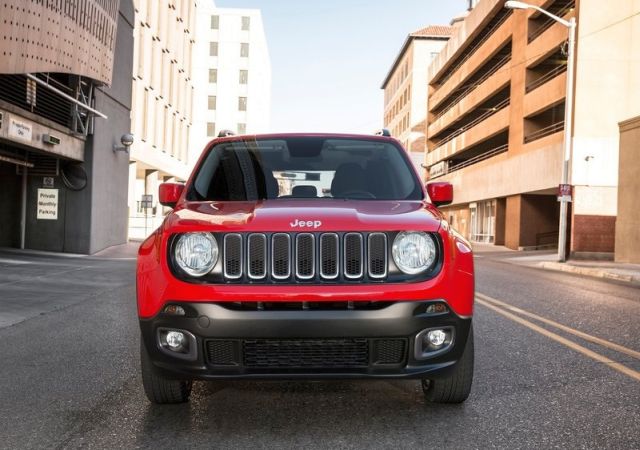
0, 247, 638, 449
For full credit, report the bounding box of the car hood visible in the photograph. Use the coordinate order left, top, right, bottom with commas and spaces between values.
164, 199, 443, 233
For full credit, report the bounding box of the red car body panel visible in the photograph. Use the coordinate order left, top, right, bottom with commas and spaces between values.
137, 133, 474, 319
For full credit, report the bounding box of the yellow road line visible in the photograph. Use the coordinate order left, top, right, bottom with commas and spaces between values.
475, 297, 640, 383
476, 292, 640, 361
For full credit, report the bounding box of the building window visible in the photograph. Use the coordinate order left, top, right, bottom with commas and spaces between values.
208, 96, 216, 110
239, 69, 248, 84
207, 122, 216, 137
241, 16, 250, 30
238, 97, 247, 111
209, 69, 217, 83
142, 88, 149, 141
237, 123, 246, 134
240, 43, 249, 57
211, 15, 219, 29
210, 42, 218, 56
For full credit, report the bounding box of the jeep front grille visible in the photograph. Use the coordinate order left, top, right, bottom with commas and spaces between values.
221, 232, 388, 282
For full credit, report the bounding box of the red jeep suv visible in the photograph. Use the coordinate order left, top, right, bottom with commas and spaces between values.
137, 133, 474, 404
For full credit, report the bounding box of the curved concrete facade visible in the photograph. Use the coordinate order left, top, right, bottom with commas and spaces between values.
0, 0, 119, 84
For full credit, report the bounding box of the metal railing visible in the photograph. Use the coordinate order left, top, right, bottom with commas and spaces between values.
432, 97, 510, 149
527, 1, 575, 43
448, 144, 508, 173
433, 54, 511, 121
524, 121, 565, 144
434, 10, 512, 87
525, 64, 566, 93
429, 143, 508, 179
0, 74, 73, 129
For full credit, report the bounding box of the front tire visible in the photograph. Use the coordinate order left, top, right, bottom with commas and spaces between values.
422, 325, 474, 403
140, 338, 192, 404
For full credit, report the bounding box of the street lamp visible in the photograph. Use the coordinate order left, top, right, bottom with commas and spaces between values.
504, 0, 576, 262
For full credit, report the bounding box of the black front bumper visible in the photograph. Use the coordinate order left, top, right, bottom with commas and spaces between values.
139, 301, 472, 380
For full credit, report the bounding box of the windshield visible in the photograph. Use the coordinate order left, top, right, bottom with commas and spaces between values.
189, 137, 423, 201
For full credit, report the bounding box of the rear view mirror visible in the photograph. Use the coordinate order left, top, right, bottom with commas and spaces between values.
159, 183, 185, 208
426, 182, 453, 207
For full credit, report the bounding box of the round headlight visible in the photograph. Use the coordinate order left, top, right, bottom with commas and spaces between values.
174, 232, 218, 277
392, 231, 437, 275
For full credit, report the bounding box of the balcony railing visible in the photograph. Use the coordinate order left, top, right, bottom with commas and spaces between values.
432, 97, 510, 149
448, 143, 508, 173
527, 1, 575, 43
434, 11, 512, 87
524, 121, 564, 143
430, 143, 508, 179
433, 54, 511, 121
525, 64, 566, 93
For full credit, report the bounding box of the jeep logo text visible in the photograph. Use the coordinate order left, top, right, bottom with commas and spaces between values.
290, 219, 322, 228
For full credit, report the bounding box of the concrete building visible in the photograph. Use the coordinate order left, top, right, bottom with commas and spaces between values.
128, 0, 197, 239
381, 26, 451, 171
0, 0, 134, 254
615, 117, 640, 264
190, 2, 271, 166
425, 0, 639, 256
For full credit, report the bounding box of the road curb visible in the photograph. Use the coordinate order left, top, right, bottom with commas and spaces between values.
538, 261, 640, 287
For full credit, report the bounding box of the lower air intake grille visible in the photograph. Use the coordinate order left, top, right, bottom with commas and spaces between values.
206, 340, 239, 366
243, 338, 369, 368
372, 339, 407, 364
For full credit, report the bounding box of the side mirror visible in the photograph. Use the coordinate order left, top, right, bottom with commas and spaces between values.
426, 182, 453, 207
159, 183, 185, 208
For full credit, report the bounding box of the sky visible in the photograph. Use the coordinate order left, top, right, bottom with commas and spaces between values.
215, 0, 467, 133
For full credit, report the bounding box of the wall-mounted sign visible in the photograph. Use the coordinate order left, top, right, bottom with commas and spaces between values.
43, 177, 55, 188
8, 116, 33, 142
557, 184, 572, 203
42, 134, 61, 145
37, 188, 58, 220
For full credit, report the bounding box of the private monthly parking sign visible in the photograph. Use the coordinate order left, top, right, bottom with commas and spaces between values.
37, 189, 58, 220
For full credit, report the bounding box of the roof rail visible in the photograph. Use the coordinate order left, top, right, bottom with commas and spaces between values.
374, 128, 391, 137
218, 129, 236, 137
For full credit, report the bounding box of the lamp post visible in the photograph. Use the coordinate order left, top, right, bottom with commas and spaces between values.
504, 1, 576, 262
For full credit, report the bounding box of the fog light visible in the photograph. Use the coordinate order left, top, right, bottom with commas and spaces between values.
426, 329, 447, 347
166, 331, 186, 350
426, 303, 448, 314
163, 305, 186, 316
415, 327, 454, 360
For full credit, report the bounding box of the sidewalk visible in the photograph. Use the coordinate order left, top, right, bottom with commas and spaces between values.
473, 243, 640, 287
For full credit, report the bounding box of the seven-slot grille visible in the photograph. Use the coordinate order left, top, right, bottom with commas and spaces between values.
222, 232, 388, 282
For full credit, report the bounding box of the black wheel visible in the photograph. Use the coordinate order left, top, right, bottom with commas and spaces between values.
422, 325, 474, 404
140, 338, 192, 404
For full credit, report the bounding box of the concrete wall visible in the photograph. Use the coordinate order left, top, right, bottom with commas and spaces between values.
570, 0, 640, 254
0, 163, 21, 247
615, 116, 640, 263
503, 194, 558, 250
519, 195, 559, 248
442, 204, 471, 241
64, 0, 134, 254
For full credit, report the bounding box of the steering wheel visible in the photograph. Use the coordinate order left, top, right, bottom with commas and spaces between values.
337, 190, 376, 199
